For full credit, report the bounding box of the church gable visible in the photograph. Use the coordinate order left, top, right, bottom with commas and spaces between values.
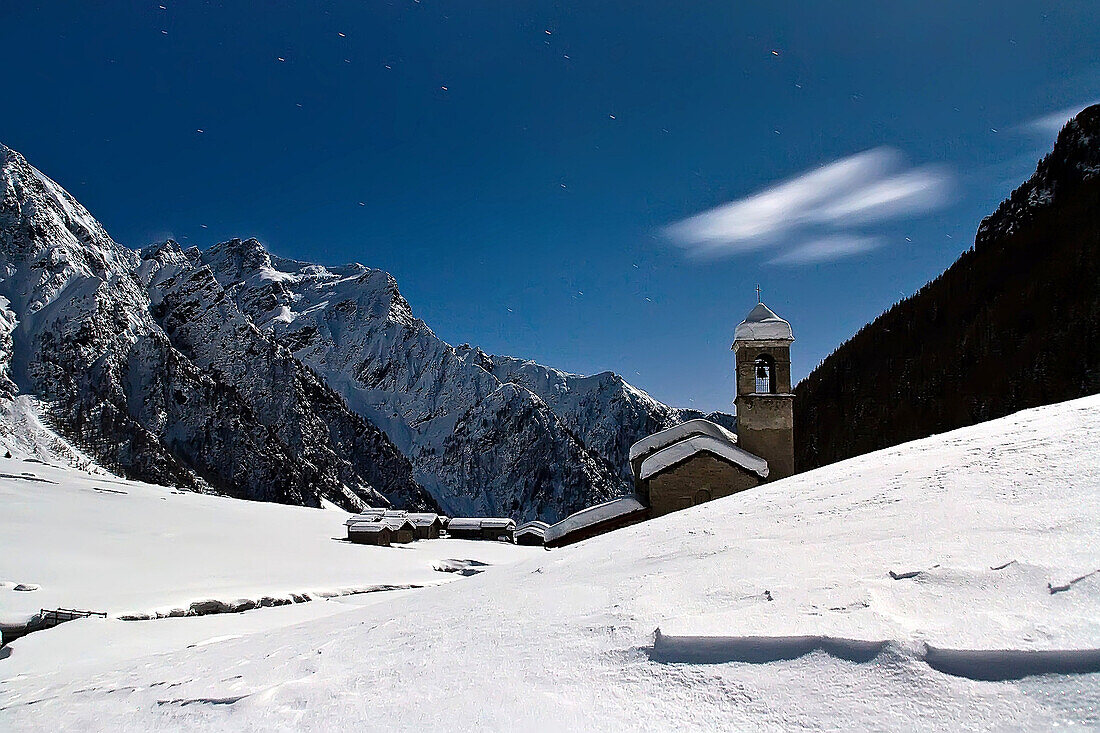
636, 433, 769, 518
644, 451, 763, 517
628, 418, 740, 479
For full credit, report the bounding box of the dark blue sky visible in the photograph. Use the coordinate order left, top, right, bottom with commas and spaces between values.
2, 2, 1098, 411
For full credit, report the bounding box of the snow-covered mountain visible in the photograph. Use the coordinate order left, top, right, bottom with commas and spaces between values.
0, 142, 698, 521
198, 237, 703, 521
0, 142, 429, 511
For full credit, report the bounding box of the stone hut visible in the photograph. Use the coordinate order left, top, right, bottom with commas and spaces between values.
480, 518, 516, 542
445, 517, 483, 539
382, 517, 418, 544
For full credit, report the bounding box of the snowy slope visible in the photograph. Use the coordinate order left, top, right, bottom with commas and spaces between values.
0, 454, 536, 627
3, 395, 1098, 730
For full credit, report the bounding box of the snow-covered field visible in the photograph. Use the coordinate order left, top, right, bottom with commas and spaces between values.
3, 395, 1100, 730
0, 413, 540, 678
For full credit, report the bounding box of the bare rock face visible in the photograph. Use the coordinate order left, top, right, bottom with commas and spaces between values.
0, 141, 704, 522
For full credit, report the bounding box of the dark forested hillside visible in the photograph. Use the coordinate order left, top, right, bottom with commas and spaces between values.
795, 104, 1100, 471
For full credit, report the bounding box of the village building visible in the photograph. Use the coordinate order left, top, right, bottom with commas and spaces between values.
731, 301, 796, 481
346, 522, 392, 546
543, 496, 648, 548
637, 432, 769, 517
382, 517, 418, 544
408, 513, 444, 540
344, 509, 420, 544
515, 521, 549, 546
544, 301, 795, 547
446, 517, 516, 542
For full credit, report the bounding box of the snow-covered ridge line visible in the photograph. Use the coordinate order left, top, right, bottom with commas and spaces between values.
202, 236, 696, 521
0, 143, 432, 512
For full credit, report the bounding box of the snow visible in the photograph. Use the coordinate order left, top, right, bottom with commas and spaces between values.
0, 396, 103, 470
638, 433, 770, 480
543, 495, 647, 544
628, 417, 739, 463
3, 395, 1100, 729
0, 441, 539, 629
733, 301, 794, 341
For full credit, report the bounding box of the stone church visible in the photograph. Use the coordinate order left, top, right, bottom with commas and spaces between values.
544, 301, 795, 546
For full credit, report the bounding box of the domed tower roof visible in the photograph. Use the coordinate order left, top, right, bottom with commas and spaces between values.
734, 302, 793, 342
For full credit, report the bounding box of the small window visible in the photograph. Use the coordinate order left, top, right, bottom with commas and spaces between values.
754, 355, 775, 393
693, 489, 711, 505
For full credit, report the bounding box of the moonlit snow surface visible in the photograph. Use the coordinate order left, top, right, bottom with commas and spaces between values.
3, 396, 1100, 729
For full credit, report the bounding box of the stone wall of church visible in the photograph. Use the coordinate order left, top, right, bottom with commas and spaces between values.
644, 453, 762, 518
734, 394, 795, 480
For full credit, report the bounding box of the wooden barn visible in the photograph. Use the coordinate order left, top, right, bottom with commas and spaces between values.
515, 521, 549, 546
382, 517, 418, 544
407, 513, 444, 540
479, 517, 515, 542
446, 517, 516, 542
347, 522, 392, 546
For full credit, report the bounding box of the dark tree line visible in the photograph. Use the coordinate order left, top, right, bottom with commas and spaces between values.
795, 105, 1100, 471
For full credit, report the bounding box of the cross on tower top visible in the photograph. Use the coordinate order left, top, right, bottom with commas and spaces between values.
755, 284, 762, 303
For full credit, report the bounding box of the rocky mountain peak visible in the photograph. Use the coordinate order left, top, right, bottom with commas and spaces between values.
978, 104, 1100, 244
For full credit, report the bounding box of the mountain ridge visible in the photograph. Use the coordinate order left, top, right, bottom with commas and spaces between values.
0, 142, 703, 521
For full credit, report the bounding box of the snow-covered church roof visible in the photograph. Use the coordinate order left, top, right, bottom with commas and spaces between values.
639, 434, 769, 481
628, 418, 738, 464
734, 302, 794, 342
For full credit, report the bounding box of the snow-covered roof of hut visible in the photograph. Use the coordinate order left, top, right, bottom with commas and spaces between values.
406, 513, 442, 527
380, 517, 416, 532
347, 522, 389, 534
629, 418, 738, 464
480, 518, 516, 530
345, 508, 386, 526
733, 302, 793, 342
446, 517, 484, 531
516, 521, 549, 537
543, 496, 647, 545
639, 434, 769, 481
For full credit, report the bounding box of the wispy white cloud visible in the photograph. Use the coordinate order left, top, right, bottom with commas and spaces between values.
1017, 102, 1097, 136
664, 147, 951, 265
769, 235, 883, 265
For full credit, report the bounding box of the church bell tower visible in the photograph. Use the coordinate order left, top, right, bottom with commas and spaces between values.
732, 301, 795, 480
